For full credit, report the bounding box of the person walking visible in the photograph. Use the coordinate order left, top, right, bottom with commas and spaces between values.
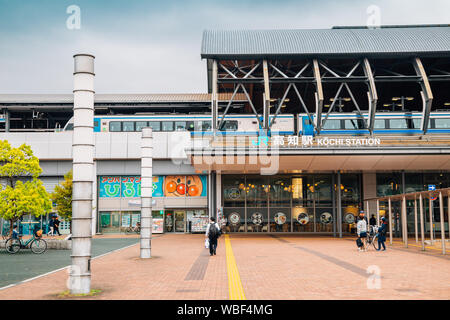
47, 216, 54, 236
356, 211, 368, 252
370, 214, 376, 227
205, 217, 220, 256
53, 216, 61, 236
377, 217, 388, 251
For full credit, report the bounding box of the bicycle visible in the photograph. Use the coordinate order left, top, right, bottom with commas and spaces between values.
361, 225, 380, 251
5, 231, 47, 254
124, 225, 140, 234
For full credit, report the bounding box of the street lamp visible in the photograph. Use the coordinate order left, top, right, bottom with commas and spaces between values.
391, 96, 414, 111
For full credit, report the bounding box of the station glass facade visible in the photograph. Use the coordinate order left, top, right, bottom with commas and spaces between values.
222, 174, 361, 233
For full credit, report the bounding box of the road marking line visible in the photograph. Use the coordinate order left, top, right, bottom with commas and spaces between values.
0, 242, 138, 291
224, 234, 246, 300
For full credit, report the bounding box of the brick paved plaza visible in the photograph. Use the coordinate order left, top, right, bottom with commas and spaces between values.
0, 234, 448, 300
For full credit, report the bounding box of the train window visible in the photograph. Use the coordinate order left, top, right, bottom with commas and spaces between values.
94, 120, 99, 128
411, 119, 421, 129
135, 121, 148, 132
175, 121, 186, 131
65, 123, 74, 131
322, 120, 341, 130
162, 121, 174, 131
389, 119, 408, 129
202, 121, 212, 131
186, 121, 195, 132
122, 121, 135, 132
109, 121, 121, 132
344, 119, 363, 130
434, 118, 450, 129
374, 119, 386, 129
222, 120, 238, 131
148, 121, 161, 132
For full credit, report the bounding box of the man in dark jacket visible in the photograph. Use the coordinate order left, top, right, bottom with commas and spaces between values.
205, 217, 220, 256
377, 217, 388, 251
53, 217, 61, 236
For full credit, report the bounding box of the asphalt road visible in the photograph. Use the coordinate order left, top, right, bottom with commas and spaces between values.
0, 238, 139, 288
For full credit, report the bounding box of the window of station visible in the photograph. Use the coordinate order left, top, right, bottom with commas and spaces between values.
122, 121, 135, 132
109, 121, 121, 132
162, 121, 174, 131
148, 121, 161, 132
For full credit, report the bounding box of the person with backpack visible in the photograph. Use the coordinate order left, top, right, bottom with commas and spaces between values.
205, 217, 221, 256
377, 217, 388, 251
356, 210, 368, 252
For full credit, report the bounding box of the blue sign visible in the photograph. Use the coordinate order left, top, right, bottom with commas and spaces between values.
428, 185, 436, 191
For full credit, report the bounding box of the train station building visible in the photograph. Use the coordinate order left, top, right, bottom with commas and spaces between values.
0, 24, 449, 238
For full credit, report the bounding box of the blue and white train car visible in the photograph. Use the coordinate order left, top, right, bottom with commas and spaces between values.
297, 112, 450, 136
63, 114, 295, 135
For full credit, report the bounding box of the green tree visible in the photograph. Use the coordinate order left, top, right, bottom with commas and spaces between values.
0, 140, 52, 236
51, 170, 73, 230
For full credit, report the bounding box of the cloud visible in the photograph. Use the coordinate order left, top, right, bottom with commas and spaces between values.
0, 0, 449, 94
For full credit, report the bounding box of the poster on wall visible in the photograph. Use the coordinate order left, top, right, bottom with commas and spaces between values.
152, 219, 164, 233
121, 214, 131, 227
164, 175, 207, 197
99, 176, 164, 198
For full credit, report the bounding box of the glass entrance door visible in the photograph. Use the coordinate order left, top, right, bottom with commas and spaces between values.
174, 210, 186, 232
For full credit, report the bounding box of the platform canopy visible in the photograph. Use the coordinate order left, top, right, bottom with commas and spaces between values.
202, 25, 450, 59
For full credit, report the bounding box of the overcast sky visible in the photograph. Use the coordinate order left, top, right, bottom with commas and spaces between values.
0, 0, 448, 94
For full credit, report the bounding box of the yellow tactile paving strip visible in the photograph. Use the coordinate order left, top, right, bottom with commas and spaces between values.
224, 234, 246, 300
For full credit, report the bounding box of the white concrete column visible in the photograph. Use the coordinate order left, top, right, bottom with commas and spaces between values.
70, 53, 95, 294
140, 127, 153, 259
439, 192, 446, 255
419, 194, 425, 251
429, 198, 434, 243
216, 172, 222, 217
388, 198, 393, 245
402, 196, 408, 247
92, 160, 97, 235
414, 197, 418, 243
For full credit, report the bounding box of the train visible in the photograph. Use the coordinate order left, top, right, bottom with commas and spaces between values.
63, 112, 450, 135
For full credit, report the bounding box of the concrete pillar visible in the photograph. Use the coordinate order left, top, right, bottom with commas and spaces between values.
337, 171, 342, 238
419, 194, 425, 251
429, 198, 434, 243
140, 127, 153, 259
376, 199, 380, 223
439, 192, 446, 254
211, 60, 218, 135
92, 160, 97, 235
5, 109, 10, 132
388, 198, 393, 245
402, 196, 408, 247
414, 198, 418, 243
70, 53, 95, 294
216, 172, 222, 218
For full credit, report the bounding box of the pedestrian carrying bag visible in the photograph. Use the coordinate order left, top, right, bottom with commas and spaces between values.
208, 223, 218, 239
